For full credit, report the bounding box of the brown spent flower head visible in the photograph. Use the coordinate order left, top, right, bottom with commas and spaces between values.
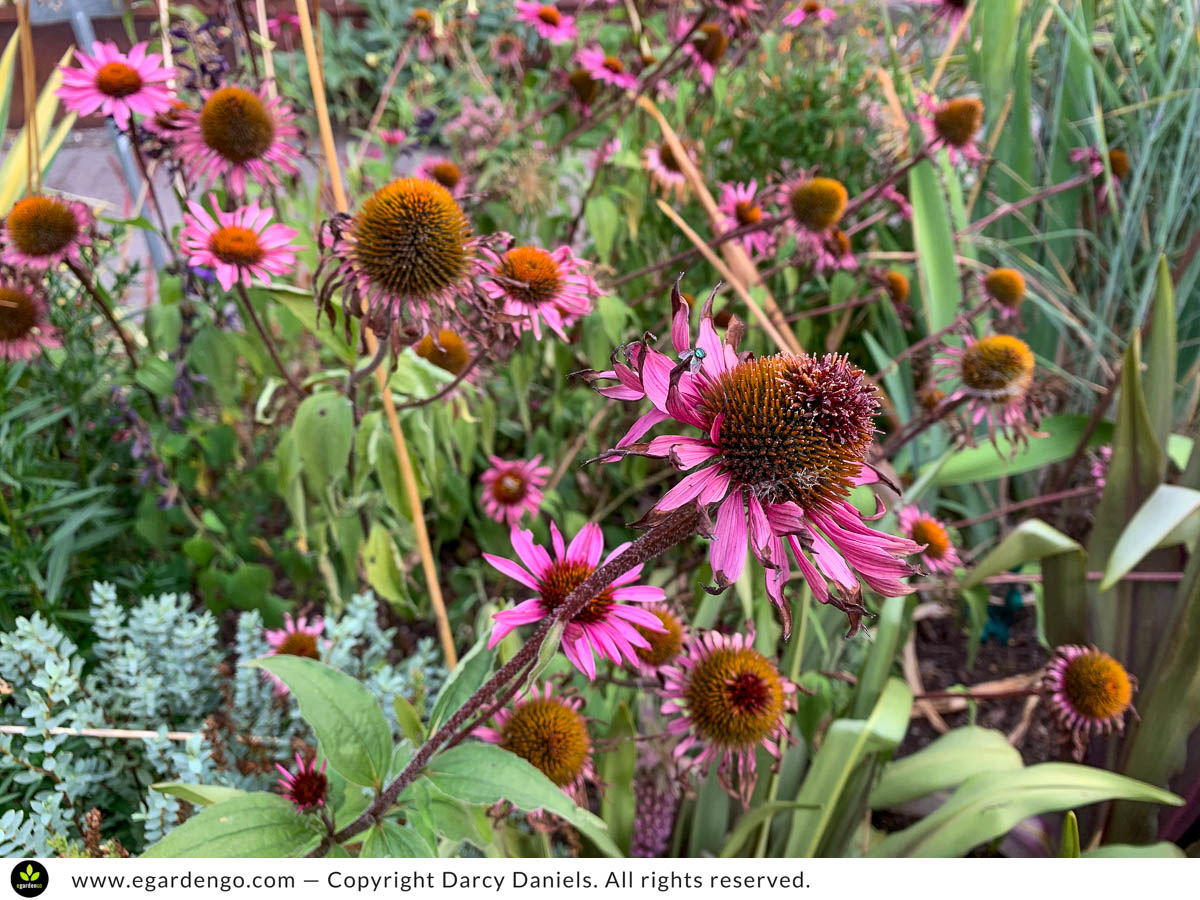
349, 177, 472, 301
734, 200, 762, 226
96, 61, 143, 98
635, 606, 686, 667
500, 697, 591, 786
983, 268, 1026, 310
415, 329, 470, 375
695, 24, 729, 64
1108, 148, 1130, 180
698, 352, 878, 508
500, 246, 564, 305
429, 160, 462, 190
932, 98, 984, 148
0, 285, 38, 341
684, 645, 787, 748
960, 335, 1034, 399
6, 195, 80, 258
909, 517, 951, 561
200, 86, 276, 164
885, 270, 910, 305
787, 177, 848, 232
568, 69, 599, 106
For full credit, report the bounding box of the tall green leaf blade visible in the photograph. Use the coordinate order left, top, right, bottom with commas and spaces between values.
1099, 485, 1200, 590
870, 727, 1022, 809
1144, 256, 1178, 449
909, 160, 962, 334
868, 763, 1180, 857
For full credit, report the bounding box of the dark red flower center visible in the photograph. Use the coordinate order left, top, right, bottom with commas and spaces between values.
537, 559, 613, 625
96, 61, 144, 98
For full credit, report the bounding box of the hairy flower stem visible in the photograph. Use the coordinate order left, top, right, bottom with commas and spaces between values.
67, 260, 141, 372
842, 149, 929, 220
960, 173, 1092, 236
948, 485, 1100, 529
311, 503, 704, 857
611, 215, 787, 289
234, 282, 307, 396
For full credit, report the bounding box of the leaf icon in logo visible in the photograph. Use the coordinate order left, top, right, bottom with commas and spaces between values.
21, 865, 38, 882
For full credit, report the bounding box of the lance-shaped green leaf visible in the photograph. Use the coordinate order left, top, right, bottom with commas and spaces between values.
428, 634, 494, 732
599, 703, 637, 855
152, 783, 247, 808
1058, 812, 1080, 858
962, 519, 1084, 589
909, 160, 962, 334
1100, 485, 1200, 590
1144, 256, 1177, 451
870, 727, 1022, 809
868, 764, 1180, 858
927, 415, 1113, 486
142, 793, 320, 857
360, 821, 435, 858
247, 656, 393, 789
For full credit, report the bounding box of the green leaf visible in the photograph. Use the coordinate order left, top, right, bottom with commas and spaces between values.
1058, 812, 1080, 858
142, 793, 319, 857
868, 764, 1180, 858
719, 800, 820, 859
870, 727, 1022, 809
292, 392, 354, 494
428, 635, 494, 732
393, 693, 425, 746
1144, 256, 1178, 450
909, 159, 962, 334
425, 743, 620, 856
259, 284, 355, 363
688, 768, 731, 857
360, 821, 435, 857
785, 679, 913, 856
598, 703, 636, 855
247, 657, 393, 789
151, 782, 247, 808
585, 195, 619, 261
962, 518, 1083, 589
851, 595, 905, 718
361, 523, 409, 607
927, 415, 1113, 486
134, 357, 176, 396
1100, 485, 1200, 590
1083, 843, 1185, 858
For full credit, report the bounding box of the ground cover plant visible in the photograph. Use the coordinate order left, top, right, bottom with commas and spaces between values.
1, 0, 1199, 859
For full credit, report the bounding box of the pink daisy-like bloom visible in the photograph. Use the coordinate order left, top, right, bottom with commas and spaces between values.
1, 195, 91, 271
917, 93, 984, 166
480, 455, 552, 526
815, 228, 858, 273
180, 195, 300, 292
484, 521, 667, 679
262, 613, 326, 695
717, 181, 774, 259
583, 285, 922, 637
143, 98, 192, 143
660, 627, 795, 805
413, 156, 470, 198
677, 20, 729, 87
576, 47, 638, 91
0, 278, 60, 363
174, 84, 302, 195
58, 40, 176, 132
1044, 645, 1136, 751
631, 604, 689, 677
491, 32, 525, 70
933, 332, 1041, 449
776, 173, 851, 277
275, 752, 328, 810
642, 140, 700, 201
784, 1, 837, 26
514, 2, 577, 44
481, 243, 600, 341
474, 681, 596, 798
1070, 146, 1129, 211
898, 506, 961, 576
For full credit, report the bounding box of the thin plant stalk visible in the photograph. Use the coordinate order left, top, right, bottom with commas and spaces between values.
294, 0, 457, 669
233, 282, 306, 396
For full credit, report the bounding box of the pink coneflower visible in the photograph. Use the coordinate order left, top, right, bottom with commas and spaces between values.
1070, 146, 1129, 211
660, 627, 795, 805
898, 506, 960, 575
933, 333, 1040, 448
0, 278, 60, 362
143, 98, 191, 143
275, 753, 328, 810
815, 228, 857, 273
491, 32, 525, 70
576, 47, 638, 90
515, 2, 577, 44
981, 268, 1027, 323
783, 1, 837, 26
1, 195, 91, 271
480, 455, 551, 526
484, 521, 667, 679
263, 613, 325, 695
632, 605, 688, 676
678, 20, 729, 87
180, 195, 300, 292
913, 0, 970, 26
57, 40, 176, 132
584, 287, 922, 637
1044, 645, 1136, 750
481, 244, 599, 341
642, 140, 700, 201
474, 682, 595, 797
917, 93, 984, 166
717, 181, 773, 259
174, 84, 302, 195
413, 156, 469, 198
777, 174, 850, 276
